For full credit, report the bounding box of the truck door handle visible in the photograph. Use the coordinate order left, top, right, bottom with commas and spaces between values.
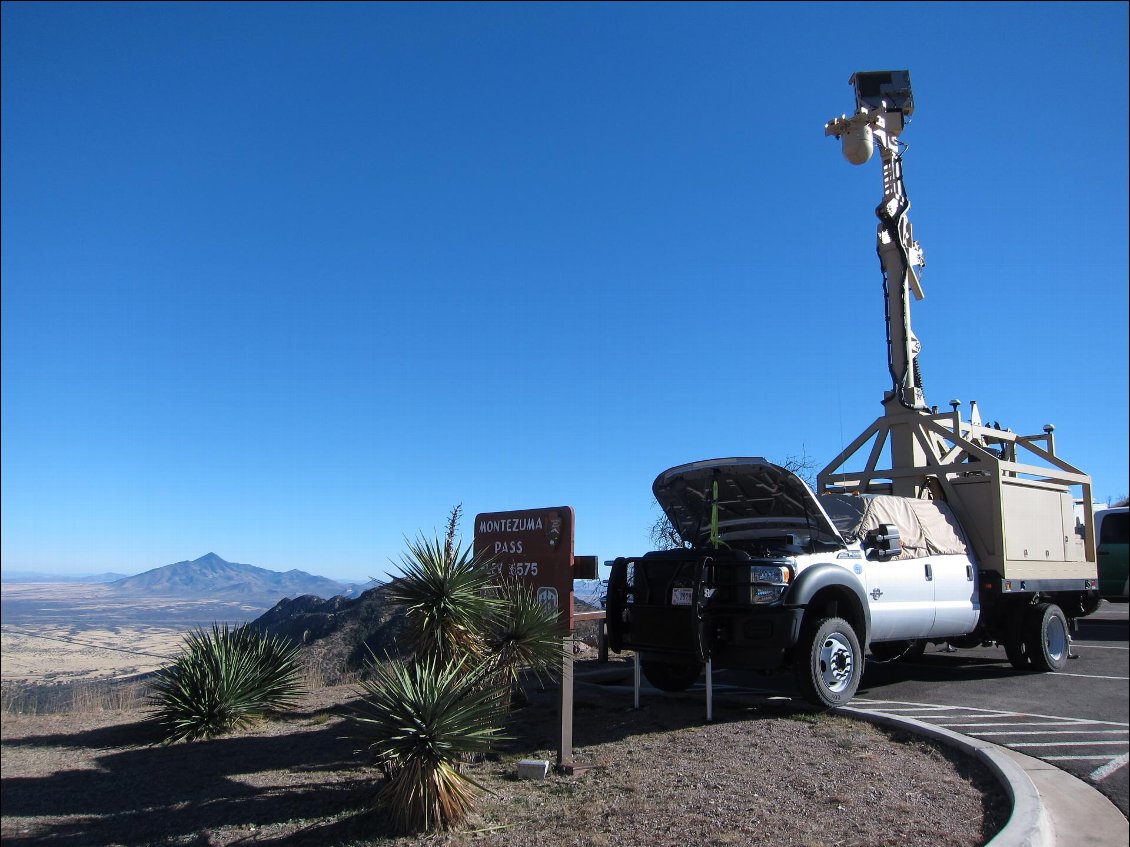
966, 565, 974, 581
924, 564, 933, 581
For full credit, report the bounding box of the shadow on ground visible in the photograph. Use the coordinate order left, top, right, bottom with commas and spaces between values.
1, 698, 389, 846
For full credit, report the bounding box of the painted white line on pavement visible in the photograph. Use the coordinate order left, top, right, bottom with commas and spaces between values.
854, 705, 957, 712
1071, 644, 1129, 650
1044, 754, 1118, 762
852, 699, 1129, 726
1052, 672, 1130, 680
932, 721, 1088, 728
978, 729, 1127, 736
1008, 740, 1128, 748
913, 718, 1021, 722
1090, 753, 1130, 782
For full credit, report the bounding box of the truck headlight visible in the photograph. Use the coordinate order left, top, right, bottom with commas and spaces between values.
751, 566, 791, 584
749, 565, 791, 605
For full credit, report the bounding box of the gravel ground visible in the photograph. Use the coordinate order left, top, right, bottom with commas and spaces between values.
0, 659, 1008, 847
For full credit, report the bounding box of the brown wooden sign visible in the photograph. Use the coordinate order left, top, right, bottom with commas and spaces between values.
474, 506, 576, 631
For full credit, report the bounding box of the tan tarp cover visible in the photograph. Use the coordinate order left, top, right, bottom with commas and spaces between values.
821, 494, 970, 560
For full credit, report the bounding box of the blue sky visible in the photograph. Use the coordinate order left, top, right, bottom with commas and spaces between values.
3, 2, 1127, 582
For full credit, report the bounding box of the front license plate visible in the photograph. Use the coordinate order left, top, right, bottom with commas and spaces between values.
672, 587, 693, 606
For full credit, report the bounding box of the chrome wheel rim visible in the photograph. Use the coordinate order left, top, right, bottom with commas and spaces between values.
818, 633, 855, 693
1045, 614, 1068, 662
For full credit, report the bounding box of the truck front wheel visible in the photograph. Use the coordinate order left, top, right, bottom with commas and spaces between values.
794, 617, 863, 708
1025, 603, 1070, 672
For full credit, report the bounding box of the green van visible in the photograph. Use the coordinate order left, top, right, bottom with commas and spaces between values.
1095, 507, 1129, 600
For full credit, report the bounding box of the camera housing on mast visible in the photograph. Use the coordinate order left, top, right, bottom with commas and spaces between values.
851, 70, 914, 134
824, 69, 914, 165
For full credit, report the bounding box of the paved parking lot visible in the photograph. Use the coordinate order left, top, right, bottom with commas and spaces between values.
852, 697, 1128, 808
630, 601, 1129, 816
849, 601, 1129, 815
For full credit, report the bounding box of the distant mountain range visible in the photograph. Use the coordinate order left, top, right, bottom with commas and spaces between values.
107, 553, 363, 604
247, 582, 606, 685
1, 571, 130, 584
2, 553, 367, 607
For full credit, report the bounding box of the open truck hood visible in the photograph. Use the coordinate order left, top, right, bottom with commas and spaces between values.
652, 457, 845, 548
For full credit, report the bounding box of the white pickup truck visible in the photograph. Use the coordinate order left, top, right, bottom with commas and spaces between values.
606, 457, 1097, 708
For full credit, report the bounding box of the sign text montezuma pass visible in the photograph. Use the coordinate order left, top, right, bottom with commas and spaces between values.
474, 506, 575, 631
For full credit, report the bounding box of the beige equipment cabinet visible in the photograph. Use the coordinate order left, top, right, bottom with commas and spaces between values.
817, 401, 1097, 583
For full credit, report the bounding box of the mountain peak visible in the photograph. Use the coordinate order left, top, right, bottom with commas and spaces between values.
109, 554, 353, 605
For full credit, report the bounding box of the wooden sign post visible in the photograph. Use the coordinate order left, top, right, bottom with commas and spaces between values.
474, 506, 590, 773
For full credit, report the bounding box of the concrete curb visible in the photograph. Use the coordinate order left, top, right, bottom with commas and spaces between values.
838, 706, 1050, 847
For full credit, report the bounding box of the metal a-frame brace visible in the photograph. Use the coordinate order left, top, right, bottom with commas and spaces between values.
817, 402, 1096, 582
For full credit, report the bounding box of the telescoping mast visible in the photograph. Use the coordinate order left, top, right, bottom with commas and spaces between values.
819, 71, 1097, 594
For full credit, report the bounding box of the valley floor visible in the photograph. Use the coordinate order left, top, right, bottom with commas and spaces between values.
1, 582, 263, 684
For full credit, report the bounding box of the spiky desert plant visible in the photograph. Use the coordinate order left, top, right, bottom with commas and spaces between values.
386, 514, 502, 664
355, 655, 507, 833
485, 580, 564, 706
149, 623, 304, 743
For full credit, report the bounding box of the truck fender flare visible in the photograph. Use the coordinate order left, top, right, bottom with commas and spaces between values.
786, 563, 872, 643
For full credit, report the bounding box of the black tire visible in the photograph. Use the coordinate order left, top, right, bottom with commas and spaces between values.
640, 659, 703, 692
605, 559, 629, 653
794, 617, 863, 708
1001, 608, 1033, 670
1024, 603, 1070, 672
869, 639, 926, 662
1003, 635, 1031, 670
1062, 591, 1101, 619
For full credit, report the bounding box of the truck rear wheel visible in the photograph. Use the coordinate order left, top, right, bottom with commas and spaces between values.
640, 659, 703, 692
1025, 603, 1070, 672
1002, 609, 1033, 669
1003, 636, 1031, 670
794, 617, 863, 708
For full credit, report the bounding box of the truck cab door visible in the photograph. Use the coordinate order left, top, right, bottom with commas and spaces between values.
928, 554, 980, 637
863, 554, 936, 641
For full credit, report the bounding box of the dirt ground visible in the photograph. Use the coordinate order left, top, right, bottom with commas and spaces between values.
0, 659, 1009, 847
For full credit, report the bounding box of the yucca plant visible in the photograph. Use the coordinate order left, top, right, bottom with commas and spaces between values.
361, 507, 565, 833
484, 580, 564, 707
386, 509, 502, 664
149, 623, 304, 743
354, 655, 507, 833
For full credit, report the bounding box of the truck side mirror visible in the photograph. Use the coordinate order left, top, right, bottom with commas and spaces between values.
866, 523, 902, 559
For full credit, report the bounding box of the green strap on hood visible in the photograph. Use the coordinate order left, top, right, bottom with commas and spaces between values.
710, 479, 720, 549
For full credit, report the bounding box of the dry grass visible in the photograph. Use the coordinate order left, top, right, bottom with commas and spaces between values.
1, 678, 151, 717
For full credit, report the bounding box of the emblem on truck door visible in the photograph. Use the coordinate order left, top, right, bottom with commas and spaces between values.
870, 588, 884, 600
